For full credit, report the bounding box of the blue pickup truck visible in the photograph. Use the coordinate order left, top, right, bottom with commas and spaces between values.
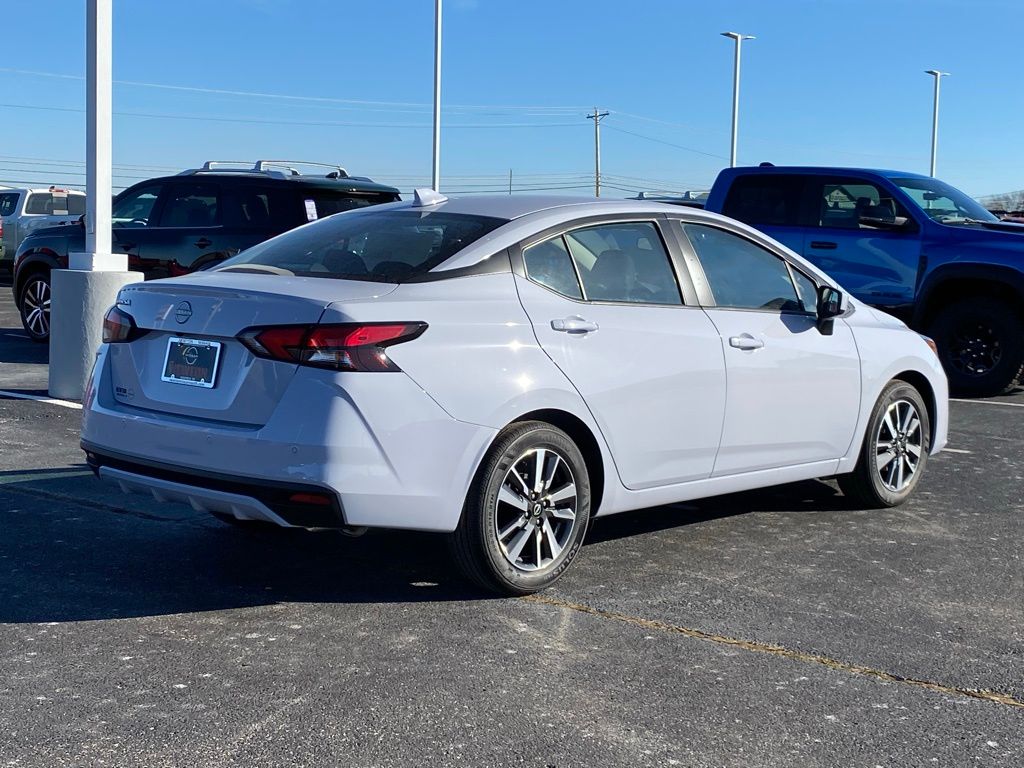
705, 166, 1024, 396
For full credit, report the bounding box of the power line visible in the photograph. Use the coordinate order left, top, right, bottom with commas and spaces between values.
603, 124, 728, 161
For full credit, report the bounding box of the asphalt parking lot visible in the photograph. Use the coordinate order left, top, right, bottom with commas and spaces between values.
0, 274, 1021, 767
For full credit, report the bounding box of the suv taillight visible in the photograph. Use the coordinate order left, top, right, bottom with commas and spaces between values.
238, 322, 427, 372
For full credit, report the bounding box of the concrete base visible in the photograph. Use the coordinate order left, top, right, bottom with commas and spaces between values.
48, 269, 143, 401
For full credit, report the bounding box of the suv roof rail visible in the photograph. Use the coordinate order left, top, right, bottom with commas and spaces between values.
178, 160, 352, 180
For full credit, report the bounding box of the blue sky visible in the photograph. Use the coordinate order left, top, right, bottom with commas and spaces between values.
0, 0, 1019, 197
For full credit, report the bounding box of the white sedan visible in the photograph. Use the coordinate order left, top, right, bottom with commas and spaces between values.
82, 191, 948, 594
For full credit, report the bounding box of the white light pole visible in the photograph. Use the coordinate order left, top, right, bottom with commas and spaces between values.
721, 31, 754, 168
431, 0, 442, 191
925, 69, 949, 177
49, 0, 141, 400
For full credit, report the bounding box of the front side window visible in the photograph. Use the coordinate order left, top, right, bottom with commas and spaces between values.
722, 174, 804, 227
563, 221, 682, 305
810, 178, 914, 231
893, 176, 998, 225
523, 236, 582, 299
684, 224, 803, 312
158, 184, 220, 228
218, 209, 507, 282
112, 185, 163, 227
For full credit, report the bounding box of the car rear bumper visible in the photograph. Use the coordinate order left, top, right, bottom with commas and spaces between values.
81, 346, 497, 532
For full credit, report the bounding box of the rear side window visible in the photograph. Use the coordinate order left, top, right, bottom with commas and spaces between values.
218, 209, 507, 282
564, 222, 682, 305
722, 175, 804, 226
0, 193, 18, 217
523, 237, 582, 299
684, 224, 803, 312
159, 184, 220, 227
303, 191, 399, 221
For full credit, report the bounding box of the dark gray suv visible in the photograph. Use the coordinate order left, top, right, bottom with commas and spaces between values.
12, 160, 401, 341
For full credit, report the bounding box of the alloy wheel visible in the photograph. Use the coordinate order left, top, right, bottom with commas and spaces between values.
22, 277, 51, 338
949, 322, 1001, 377
493, 447, 578, 572
875, 399, 924, 492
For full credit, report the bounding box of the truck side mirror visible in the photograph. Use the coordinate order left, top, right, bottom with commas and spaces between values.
816, 285, 844, 335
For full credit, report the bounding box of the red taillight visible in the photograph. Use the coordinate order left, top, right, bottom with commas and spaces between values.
239, 322, 427, 372
102, 305, 146, 343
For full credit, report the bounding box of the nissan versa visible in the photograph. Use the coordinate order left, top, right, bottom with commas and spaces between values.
81, 192, 949, 595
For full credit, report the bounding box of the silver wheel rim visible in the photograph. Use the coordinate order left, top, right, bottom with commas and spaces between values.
22, 278, 51, 337
875, 399, 923, 492
494, 447, 578, 573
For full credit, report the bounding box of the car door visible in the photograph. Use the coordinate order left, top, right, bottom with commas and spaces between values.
800, 176, 922, 310
513, 219, 727, 490
137, 181, 226, 277
678, 221, 862, 476
110, 182, 167, 272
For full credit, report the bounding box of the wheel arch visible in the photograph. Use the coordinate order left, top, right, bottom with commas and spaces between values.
914, 265, 1024, 329
505, 408, 607, 516
13, 253, 59, 308
892, 370, 938, 449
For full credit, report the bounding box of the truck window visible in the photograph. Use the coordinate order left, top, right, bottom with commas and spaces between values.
66, 195, 86, 215
0, 193, 18, 217
722, 175, 803, 226
808, 177, 914, 231
24, 193, 54, 215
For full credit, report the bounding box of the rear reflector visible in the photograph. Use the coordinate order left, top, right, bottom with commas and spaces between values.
239, 322, 427, 372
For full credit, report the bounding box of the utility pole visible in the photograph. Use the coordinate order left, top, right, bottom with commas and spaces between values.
431, 0, 442, 191
925, 70, 949, 177
508, 168, 513, 195
587, 107, 609, 197
721, 32, 754, 168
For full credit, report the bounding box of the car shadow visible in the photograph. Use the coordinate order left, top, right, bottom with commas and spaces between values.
0, 469, 851, 624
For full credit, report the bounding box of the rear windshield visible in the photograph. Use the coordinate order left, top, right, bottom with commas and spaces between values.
217, 208, 508, 282
24, 192, 86, 215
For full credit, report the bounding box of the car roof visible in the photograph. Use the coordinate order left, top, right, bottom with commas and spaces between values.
726, 165, 930, 180
372, 193, 749, 272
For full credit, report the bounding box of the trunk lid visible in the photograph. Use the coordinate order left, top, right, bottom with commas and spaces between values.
108, 273, 396, 425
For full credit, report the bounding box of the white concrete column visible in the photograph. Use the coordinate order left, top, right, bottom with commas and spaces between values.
49, 0, 140, 400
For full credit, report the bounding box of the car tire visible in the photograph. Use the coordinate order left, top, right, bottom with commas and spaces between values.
450, 421, 591, 595
19, 271, 52, 343
838, 380, 930, 508
927, 297, 1024, 397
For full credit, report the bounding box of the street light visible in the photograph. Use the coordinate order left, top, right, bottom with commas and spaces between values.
721, 31, 754, 168
925, 69, 949, 177
431, 0, 442, 191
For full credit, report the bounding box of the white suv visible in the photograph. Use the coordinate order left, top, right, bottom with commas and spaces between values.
81, 192, 948, 594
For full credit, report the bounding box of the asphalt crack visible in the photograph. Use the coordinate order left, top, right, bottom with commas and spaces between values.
523, 593, 1024, 710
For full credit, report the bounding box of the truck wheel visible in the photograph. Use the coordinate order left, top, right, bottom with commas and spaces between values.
928, 298, 1024, 397
838, 380, 930, 508
19, 272, 51, 343
450, 421, 591, 595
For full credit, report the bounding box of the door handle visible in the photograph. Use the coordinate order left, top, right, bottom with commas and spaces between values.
809, 240, 838, 250
551, 316, 599, 334
729, 334, 764, 351
194, 237, 213, 249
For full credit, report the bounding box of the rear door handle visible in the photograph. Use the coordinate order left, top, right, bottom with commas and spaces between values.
729, 334, 764, 350
194, 237, 213, 249
809, 240, 837, 250
551, 316, 599, 334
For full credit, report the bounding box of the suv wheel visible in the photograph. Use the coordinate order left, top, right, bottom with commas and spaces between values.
19, 272, 51, 343
928, 298, 1024, 397
838, 380, 930, 508
450, 421, 591, 595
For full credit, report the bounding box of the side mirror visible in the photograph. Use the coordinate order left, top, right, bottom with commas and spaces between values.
816, 285, 844, 335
